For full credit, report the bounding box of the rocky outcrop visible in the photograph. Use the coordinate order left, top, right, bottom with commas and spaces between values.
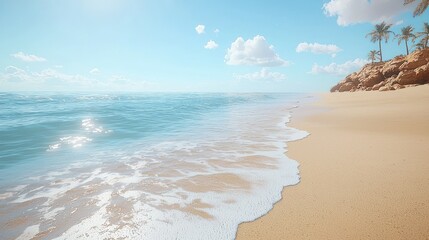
331, 49, 429, 92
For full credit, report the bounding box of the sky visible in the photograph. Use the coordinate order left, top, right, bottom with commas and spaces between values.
0, 0, 428, 92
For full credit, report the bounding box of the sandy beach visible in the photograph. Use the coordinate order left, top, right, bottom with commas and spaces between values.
237, 84, 429, 239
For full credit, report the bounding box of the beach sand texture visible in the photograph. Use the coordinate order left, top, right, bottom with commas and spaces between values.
237, 84, 429, 239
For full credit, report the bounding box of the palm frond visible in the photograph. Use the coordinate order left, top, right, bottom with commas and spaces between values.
405, 0, 429, 16
414, 0, 429, 16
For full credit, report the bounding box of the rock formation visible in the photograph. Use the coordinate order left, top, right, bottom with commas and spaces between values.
331, 48, 429, 92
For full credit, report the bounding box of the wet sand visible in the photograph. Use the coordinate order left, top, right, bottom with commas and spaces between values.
237, 85, 429, 239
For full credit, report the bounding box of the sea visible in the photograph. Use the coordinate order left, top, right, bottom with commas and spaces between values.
0, 92, 309, 240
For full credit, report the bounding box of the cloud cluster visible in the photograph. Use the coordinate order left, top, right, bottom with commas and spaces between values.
204, 40, 219, 49
225, 35, 288, 67
310, 58, 368, 75
296, 42, 342, 57
323, 0, 414, 26
3, 66, 31, 82
0, 66, 150, 91
234, 68, 286, 82
2, 66, 94, 85
196, 24, 220, 50
195, 24, 205, 34
11, 52, 46, 62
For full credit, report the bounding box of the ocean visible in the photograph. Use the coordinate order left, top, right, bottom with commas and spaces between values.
0, 92, 308, 240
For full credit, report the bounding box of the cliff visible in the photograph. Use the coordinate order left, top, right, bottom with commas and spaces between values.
331, 48, 429, 92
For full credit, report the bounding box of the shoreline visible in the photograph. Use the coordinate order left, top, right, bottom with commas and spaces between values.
237, 84, 429, 239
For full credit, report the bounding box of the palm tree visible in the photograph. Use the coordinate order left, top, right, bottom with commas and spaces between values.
413, 42, 426, 51
415, 22, 429, 48
404, 0, 429, 17
366, 22, 393, 62
368, 50, 380, 64
396, 26, 416, 55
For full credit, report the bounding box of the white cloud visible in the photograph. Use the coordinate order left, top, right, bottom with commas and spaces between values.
11, 52, 46, 62
1, 66, 94, 86
3, 66, 30, 82
195, 24, 205, 34
234, 68, 286, 82
296, 42, 342, 57
225, 35, 289, 67
310, 58, 369, 75
214, 29, 220, 33
204, 40, 219, 49
395, 20, 404, 26
89, 68, 100, 75
5, 66, 26, 74
0, 66, 151, 91
323, 0, 414, 26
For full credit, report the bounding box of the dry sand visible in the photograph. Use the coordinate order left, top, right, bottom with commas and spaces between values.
237, 85, 429, 239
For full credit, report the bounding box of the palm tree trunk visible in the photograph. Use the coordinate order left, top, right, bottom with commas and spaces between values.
406, 40, 409, 55
378, 40, 383, 62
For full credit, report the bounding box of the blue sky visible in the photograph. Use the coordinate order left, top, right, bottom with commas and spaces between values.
0, 0, 427, 92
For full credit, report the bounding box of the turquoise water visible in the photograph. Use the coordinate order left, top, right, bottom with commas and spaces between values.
0, 93, 274, 179
0, 92, 308, 239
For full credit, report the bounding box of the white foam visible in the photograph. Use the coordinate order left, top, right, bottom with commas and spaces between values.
0, 192, 14, 200
53, 191, 113, 240
16, 224, 40, 240
43, 207, 65, 220
11, 168, 102, 204
8, 184, 27, 192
